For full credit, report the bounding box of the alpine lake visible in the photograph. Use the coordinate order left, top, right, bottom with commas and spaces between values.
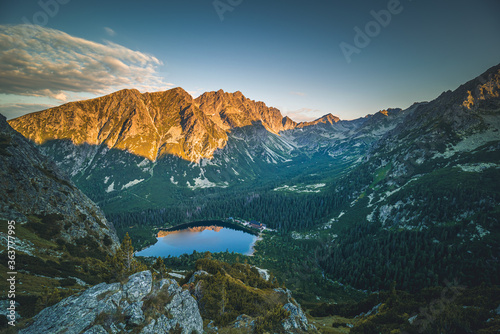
135, 220, 259, 258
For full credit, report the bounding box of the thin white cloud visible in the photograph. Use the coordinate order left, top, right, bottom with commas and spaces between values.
290, 91, 306, 96
104, 27, 116, 37
284, 107, 322, 122
187, 89, 204, 98
0, 24, 172, 100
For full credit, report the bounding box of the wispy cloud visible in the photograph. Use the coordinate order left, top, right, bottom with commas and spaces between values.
104, 27, 116, 37
0, 103, 55, 120
187, 89, 204, 98
284, 107, 322, 122
290, 91, 306, 96
0, 24, 173, 101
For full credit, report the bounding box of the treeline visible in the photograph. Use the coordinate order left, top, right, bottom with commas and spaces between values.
316, 220, 500, 292
108, 188, 348, 233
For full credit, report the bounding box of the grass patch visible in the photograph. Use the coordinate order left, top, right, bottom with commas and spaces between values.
142, 285, 174, 321
307, 315, 356, 334
25, 214, 63, 241
369, 163, 392, 189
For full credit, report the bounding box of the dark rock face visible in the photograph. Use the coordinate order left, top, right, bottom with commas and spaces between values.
0, 114, 119, 252
20, 270, 203, 334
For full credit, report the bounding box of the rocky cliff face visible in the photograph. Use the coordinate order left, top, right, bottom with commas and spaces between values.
195, 89, 293, 134
371, 64, 500, 184
0, 114, 119, 251
9, 88, 228, 162
19, 270, 203, 334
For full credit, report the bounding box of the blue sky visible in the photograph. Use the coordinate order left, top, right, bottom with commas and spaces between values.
1, 0, 499, 121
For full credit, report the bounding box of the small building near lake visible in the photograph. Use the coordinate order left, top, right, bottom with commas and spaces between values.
249, 221, 266, 230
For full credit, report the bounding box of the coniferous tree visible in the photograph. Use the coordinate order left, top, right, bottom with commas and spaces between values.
107, 232, 146, 280
153, 256, 167, 279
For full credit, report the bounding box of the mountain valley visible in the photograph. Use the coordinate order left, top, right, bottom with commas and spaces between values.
2, 64, 500, 333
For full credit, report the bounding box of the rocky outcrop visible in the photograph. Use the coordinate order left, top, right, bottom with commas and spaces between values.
253, 266, 270, 281
187, 270, 211, 284
20, 270, 203, 334
283, 302, 312, 332
274, 288, 316, 332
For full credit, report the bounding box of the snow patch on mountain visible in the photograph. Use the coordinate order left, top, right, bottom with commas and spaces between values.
273, 183, 326, 193
105, 181, 115, 193
187, 177, 217, 189
122, 179, 144, 190
456, 163, 498, 172
137, 159, 149, 168
187, 169, 218, 189
200, 158, 218, 167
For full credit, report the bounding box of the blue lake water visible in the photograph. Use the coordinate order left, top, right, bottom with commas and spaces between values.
135, 223, 258, 258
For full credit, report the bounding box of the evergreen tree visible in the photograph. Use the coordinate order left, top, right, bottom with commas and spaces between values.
153, 256, 167, 279
107, 232, 146, 280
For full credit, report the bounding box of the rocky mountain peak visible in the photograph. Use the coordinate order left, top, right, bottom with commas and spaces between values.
320, 113, 341, 124
282, 116, 298, 130
195, 90, 288, 134
296, 113, 340, 128
462, 66, 500, 109
9, 87, 227, 162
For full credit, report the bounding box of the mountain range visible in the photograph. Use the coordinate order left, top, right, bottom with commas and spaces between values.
9, 87, 340, 163
8, 84, 410, 215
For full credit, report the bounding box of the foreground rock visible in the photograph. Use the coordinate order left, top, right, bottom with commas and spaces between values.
20, 270, 203, 334
223, 288, 316, 333
274, 288, 317, 332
